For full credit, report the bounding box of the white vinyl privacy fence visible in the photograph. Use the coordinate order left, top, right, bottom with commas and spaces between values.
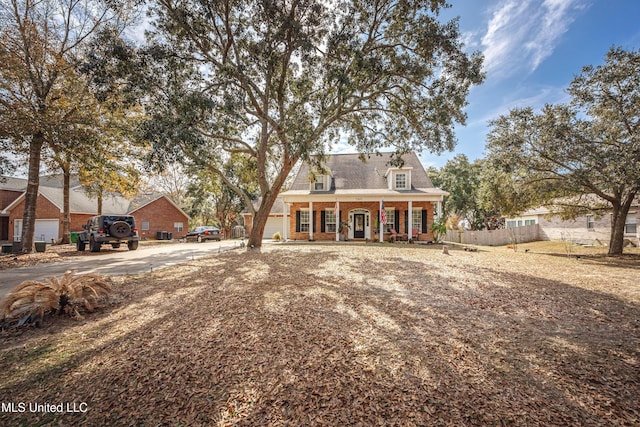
445, 224, 540, 246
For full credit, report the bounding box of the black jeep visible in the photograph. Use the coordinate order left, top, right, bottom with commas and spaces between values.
77, 215, 140, 252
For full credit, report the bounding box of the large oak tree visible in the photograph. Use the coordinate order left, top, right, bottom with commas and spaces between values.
0, 0, 134, 252
486, 47, 640, 255
140, 0, 484, 247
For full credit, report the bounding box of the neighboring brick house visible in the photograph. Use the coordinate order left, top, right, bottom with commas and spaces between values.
246, 152, 447, 242
128, 193, 189, 240
0, 176, 189, 242
0, 177, 26, 241
505, 200, 640, 246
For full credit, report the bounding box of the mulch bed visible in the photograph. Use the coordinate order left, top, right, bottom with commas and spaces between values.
0, 244, 638, 425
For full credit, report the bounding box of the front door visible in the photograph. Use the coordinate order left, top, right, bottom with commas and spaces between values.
0, 217, 8, 241
354, 214, 365, 238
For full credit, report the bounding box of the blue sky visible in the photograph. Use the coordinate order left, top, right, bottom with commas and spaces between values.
418, 0, 640, 168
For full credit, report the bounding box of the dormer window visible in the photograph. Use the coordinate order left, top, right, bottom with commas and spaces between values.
311, 174, 329, 191
385, 167, 412, 190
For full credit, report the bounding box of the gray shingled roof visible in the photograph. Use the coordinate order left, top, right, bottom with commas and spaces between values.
36, 186, 131, 214
0, 176, 28, 191
1, 174, 83, 190
243, 196, 285, 215
2, 175, 184, 216
288, 152, 435, 192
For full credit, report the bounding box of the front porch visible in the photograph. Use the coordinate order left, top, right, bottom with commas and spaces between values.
283, 200, 442, 243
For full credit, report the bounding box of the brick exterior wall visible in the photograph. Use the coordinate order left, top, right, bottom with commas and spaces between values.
0, 189, 22, 210
287, 201, 435, 242
7, 194, 188, 242
131, 196, 189, 240
8, 194, 62, 241
70, 214, 95, 233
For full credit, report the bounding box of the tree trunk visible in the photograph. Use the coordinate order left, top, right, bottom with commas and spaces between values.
20, 133, 45, 253
246, 156, 296, 248
608, 202, 631, 256
247, 201, 272, 249
97, 192, 103, 215
60, 167, 71, 244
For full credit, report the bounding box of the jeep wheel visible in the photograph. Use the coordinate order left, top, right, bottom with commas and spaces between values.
127, 240, 139, 250
90, 236, 101, 252
77, 239, 86, 251
109, 221, 131, 239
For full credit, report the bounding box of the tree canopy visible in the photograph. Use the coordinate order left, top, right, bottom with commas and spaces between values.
0, 0, 136, 251
136, 0, 484, 247
486, 47, 640, 255
430, 154, 501, 230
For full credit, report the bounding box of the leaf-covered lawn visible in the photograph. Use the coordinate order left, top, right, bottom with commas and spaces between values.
0, 244, 638, 426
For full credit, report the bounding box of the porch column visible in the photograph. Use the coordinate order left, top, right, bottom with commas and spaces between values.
282, 201, 288, 241
408, 200, 413, 240
437, 201, 443, 218
379, 200, 384, 242
336, 201, 340, 242
309, 201, 313, 240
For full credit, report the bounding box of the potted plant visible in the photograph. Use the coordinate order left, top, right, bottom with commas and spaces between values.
431, 216, 447, 243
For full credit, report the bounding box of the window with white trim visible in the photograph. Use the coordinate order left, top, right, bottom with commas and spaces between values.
587, 215, 595, 230
625, 215, 637, 234
325, 209, 336, 232
300, 209, 310, 232
385, 209, 395, 231
524, 219, 536, 226
174, 222, 184, 232
412, 209, 422, 232
506, 220, 517, 228
142, 221, 150, 231
395, 173, 407, 189
313, 175, 326, 191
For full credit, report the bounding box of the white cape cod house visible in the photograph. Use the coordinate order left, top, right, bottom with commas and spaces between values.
263, 152, 447, 242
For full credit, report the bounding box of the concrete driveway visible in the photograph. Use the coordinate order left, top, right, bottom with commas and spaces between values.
0, 240, 246, 299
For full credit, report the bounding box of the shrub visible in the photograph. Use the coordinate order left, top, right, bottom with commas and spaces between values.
272, 231, 282, 241
1, 271, 112, 326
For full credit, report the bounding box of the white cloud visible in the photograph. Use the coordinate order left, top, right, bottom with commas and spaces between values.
480, 0, 588, 80
470, 84, 570, 127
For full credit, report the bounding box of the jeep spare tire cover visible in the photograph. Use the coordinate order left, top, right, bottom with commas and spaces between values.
110, 221, 131, 238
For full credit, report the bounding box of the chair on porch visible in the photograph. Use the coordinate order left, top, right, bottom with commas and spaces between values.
389, 229, 408, 243
411, 228, 419, 241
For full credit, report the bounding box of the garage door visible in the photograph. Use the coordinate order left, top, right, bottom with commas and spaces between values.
263, 216, 284, 239
14, 219, 60, 242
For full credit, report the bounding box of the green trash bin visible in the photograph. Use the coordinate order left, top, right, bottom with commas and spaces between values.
70, 232, 79, 243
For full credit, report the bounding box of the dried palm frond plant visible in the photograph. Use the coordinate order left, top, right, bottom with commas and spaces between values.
1, 271, 112, 327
